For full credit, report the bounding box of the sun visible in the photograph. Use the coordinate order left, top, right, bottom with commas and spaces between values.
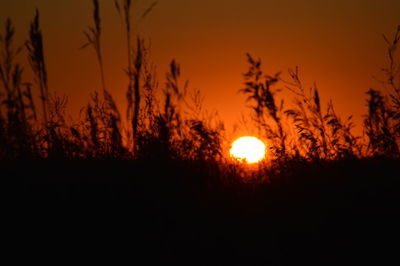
230, 136, 266, 164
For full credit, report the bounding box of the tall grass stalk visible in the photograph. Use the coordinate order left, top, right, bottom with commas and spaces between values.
82, 0, 106, 93
26, 10, 49, 125
115, 0, 157, 152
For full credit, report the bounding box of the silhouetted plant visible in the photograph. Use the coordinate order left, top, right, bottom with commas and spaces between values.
187, 119, 223, 161
383, 26, 400, 142
134, 59, 223, 161
364, 89, 398, 157
148, 60, 187, 159
364, 26, 400, 158
81, 92, 126, 159
114, 0, 157, 152
0, 18, 38, 158
115, 0, 133, 78
241, 53, 286, 159
284, 69, 323, 159
26, 10, 49, 125
285, 67, 360, 159
382, 26, 400, 104
115, 0, 138, 150
82, 0, 106, 93
130, 38, 144, 151
324, 101, 360, 158
79, 0, 126, 159
141, 54, 158, 129
46, 94, 74, 158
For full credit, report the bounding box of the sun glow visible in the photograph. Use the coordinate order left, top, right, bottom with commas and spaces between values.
230, 136, 266, 164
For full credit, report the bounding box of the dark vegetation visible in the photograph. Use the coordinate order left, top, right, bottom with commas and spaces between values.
3, 1, 400, 265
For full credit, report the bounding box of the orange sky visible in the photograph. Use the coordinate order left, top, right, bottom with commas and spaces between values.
1, 0, 399, 136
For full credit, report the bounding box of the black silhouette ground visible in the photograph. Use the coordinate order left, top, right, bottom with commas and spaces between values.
8, 158, 400, 265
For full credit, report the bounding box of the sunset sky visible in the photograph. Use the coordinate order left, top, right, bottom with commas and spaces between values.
1, 0, 399, 135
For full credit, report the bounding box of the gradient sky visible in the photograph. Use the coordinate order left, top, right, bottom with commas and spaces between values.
1, 0, 399, 135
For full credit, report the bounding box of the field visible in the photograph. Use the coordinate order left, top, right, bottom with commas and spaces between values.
3, 1, 400, 265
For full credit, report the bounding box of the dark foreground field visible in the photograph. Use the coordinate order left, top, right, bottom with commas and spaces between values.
1, 1, 399, 264
8, 158, 400, 265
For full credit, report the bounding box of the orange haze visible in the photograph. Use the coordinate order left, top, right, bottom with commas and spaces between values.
1, 0, 400, 136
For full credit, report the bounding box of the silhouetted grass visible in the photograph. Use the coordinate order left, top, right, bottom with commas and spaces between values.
26, 10, 48, 125
241, 53, 287, 159
1, 4, 398, 162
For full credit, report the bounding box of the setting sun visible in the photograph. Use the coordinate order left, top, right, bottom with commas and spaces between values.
230, 136, 266, 164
